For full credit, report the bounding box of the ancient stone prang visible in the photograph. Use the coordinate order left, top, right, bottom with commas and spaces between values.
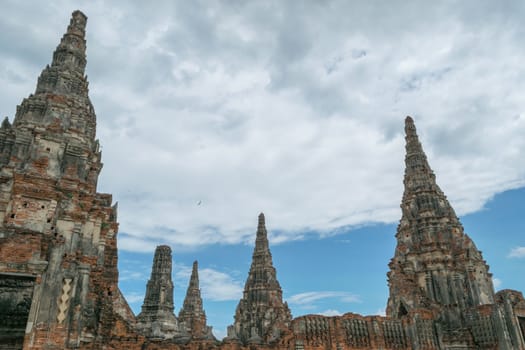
0, 10, 137, 350
384, 116, 524, 349
137, 245, 180, 340
387, 116, 495, 319
228, 213, 292, 345
178, 261, 215, 341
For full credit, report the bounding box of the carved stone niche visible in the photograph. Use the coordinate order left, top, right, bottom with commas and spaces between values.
0, 273, 36, 349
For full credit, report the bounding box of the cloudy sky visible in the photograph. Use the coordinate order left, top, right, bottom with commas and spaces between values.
1, 0, 524, 339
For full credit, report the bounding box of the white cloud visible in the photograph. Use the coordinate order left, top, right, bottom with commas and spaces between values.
118, 235, 158, 253
125, 292, 145, 304
508, 247, 525, 258
319, 309, 342, 317
213, 328, 227, 341
288, 291, 360, 305
374, 308, 386, 317
119, 270, 146, 282
200, 269, 244, 301
175, 264, 243, 301
2, 2, 525, 250
493, 278, 502, 290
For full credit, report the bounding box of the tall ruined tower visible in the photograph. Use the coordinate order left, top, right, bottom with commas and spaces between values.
137, 245, 180, 339
229, 213, 292, 345
386, 116, 511, 348
387, 117, 495, 317
0, 11, 131, 349
178, 261, 215, 341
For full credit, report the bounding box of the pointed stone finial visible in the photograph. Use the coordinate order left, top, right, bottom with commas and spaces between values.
257, 213, 266, 238
48, 10, 88, 75
189, 260, 199, 289
12, 9, 98, 181
255, 212, 269, 252
404, 116, 431, 172
258, 212, 265, 228
404, 115, 416, 135
404, 116, 419, 142
32, 10, 89, 99
401, 116, 454, 221
67, 10, 87, 37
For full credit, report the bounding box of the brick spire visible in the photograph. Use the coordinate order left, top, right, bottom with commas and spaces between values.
7, 10, 100, 186
178, 261, 215, 340
52, 11, 87, 73
13, 10, 94, 135
387, 117, 495, 320
229, 213, 291, 344
137, 245, 180, 339
0, 11, 126, 348
400, 116, 459, 223
254, 212, 271, 263
35, 10, 89, 97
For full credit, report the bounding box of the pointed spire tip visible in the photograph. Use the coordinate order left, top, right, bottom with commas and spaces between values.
404, 116, 417, 137
71, 10, 87, 24
72, 10, 87, 19
189, 259, 200, 288
257, 212, 266, 230
67, 10, 87, 37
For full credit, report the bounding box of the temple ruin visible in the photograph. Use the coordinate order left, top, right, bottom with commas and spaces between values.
0, 10, 524, 350
226, 213, 292, 345
136, 245, 180, 340
178, 261, 215, 342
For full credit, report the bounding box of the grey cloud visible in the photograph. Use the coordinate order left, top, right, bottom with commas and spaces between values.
0, 67, 26, 84
2, 1, 525, 250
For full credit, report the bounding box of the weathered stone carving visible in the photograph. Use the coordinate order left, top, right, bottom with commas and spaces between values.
342, 318, 370, 347
57, 278, 73, 323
